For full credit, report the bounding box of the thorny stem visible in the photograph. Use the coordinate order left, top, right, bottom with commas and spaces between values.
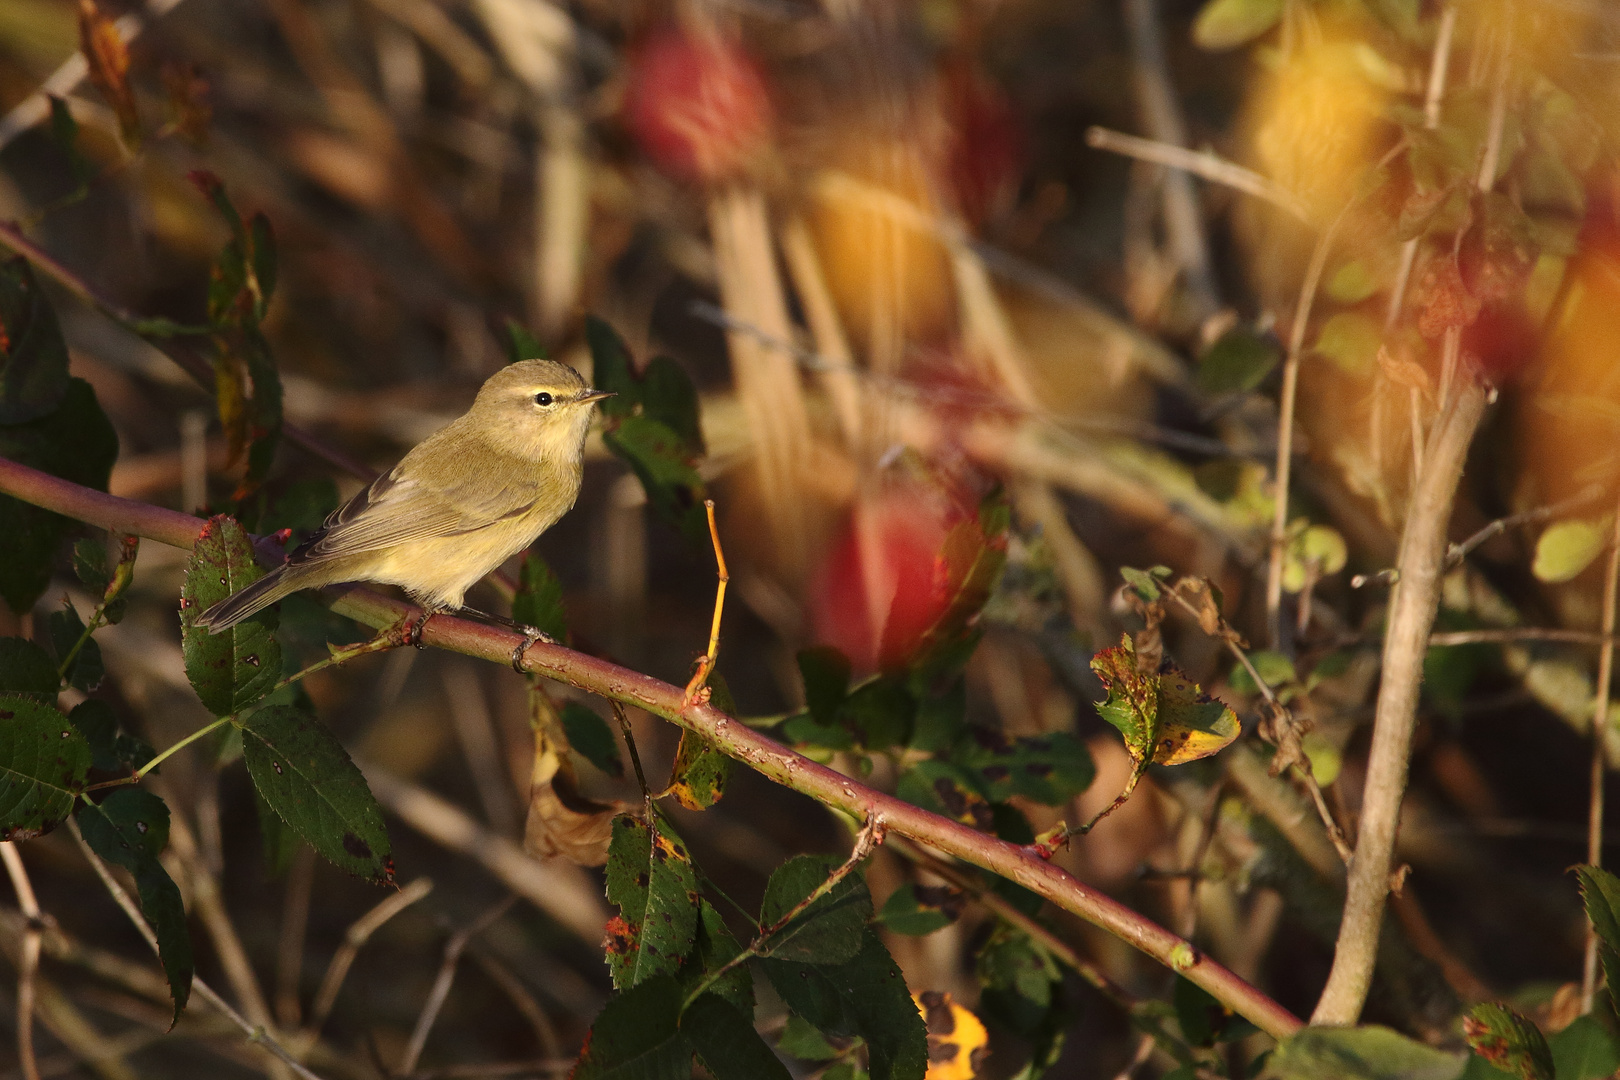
0, 455, 1306, 1039
1311, 377, 1489, 1025
1581, 506, 1620, 1012
682, 815, 886, 1011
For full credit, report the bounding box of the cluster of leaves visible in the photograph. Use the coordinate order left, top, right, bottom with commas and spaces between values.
0, 509, 396, 1022
586, 814, 926, 1080
583, 316, 708, 544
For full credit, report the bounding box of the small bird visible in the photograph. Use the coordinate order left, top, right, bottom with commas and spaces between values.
195, 359, 611, 661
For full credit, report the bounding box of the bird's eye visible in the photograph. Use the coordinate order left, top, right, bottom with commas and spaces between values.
533, 392, 553, 407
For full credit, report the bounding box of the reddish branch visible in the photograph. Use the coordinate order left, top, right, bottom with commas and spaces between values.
0, 454, 1304, 1039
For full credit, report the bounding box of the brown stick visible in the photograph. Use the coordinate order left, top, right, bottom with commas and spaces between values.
0, 455, 1304, 1039
1582, 506, 1620, 1011
1, 842, 43, 1080
1310, 376, 1488, 1025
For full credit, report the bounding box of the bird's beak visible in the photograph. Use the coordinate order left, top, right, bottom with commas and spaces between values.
577, 389, 615, 405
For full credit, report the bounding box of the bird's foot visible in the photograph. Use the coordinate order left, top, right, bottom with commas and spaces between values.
402, 608, 439, 649
511, 625, 555, 672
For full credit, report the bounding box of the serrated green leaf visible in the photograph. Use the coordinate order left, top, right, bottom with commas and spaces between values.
574, 974, 691, 1080
682, 993, 790, 1080
605, 814, 700, 989
677, 899, 753, 1014
1267, 1025, 1465, 1080
759, 854, 872, 964
72, 537, 111, 594
1197, 325, 1281, 394
1193, 0, 1283, 50
0, 257, 71, 424
604, 416, 707, 542
954, 729, 1095, 806
48, 604, 103, 692
0, 378, 118, 613
253, 782, 300, 878
777, 1014, 843, 1061
762, 927, 926, 1080
0, 694, 89, 839
78, 789, 193, 1022
668, 728, 731, 810
877, 883, 963, 936
1463, 1003, 1553, 1080
560, 703, 623, 778
0, 638, 60, 698
976, 924, 1062, 1035
238, 705, 392, 883
1533, 519, 1608, 583
181, 515, 281, 715
512, 552, 568, 643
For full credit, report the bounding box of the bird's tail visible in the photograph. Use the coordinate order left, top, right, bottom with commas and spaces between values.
193, 567, 301, 633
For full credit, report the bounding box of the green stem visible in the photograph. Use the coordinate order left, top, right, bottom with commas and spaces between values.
56, 607, 105, 683
268, 631, 402, 697
85, 716, 232, 792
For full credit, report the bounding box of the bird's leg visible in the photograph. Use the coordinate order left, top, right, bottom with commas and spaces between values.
402, 606, 442, 648
451, 606, 556, 671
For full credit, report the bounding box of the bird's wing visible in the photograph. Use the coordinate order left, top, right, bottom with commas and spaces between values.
291, 455, 538, 564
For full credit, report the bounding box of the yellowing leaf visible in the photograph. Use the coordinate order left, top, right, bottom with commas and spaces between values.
915, 991, 988, 1080
1534, 518, 1610, 583
1154, 668, 1240, 766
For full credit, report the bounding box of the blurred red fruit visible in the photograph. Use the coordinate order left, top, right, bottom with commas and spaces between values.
623, 28, 773, 184
809, 482, 1003, 673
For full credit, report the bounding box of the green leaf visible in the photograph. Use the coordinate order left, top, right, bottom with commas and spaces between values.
682, 993, 790, 1080
247, 212, 277, 321
181, 515, 282, 716
1326, 260, 1381, 304
1193, 0, 1284, 50
668, 728, 731, 810
677, 899, 753, 1014
777, 1014, 843, 1061
0, 378, 118, 613
896, 759, 993, 830
604, 814, 700, 989
47, 95, 91, 186
560, 703, 623, 778
640, 357, 704, 457
1197, 325, 1281, 394
1577, 865, 1620, 1021
954, 729, 1095, 806
1533, 519, 1608, 583
840, 677, 916, 751
1463, 1003, 1553, 1080
0, 694, 89, 839
68, 699, 152, 773
48, 604, 103, 693
1312, 312, 1382, 377
512, 552, 569, 643
1120, 565, 1170, 602
758, 854, 873, 965
1174, 975, 1251, 1047
79, 789, 193, 1022
238, 704, 393, 883
1229, 650, 1298, 696
0, 257, 72, 424
976, 925, 1063, 1036
1549, 1014, 1620, 1080
260, 478, 340, 542
877, 883, 963, 936
762, 927, 926, 1080
911, 679, 966, 754
573, 974, 691, 1080
0, 638, 61, 698
253, 782, 300, 878
799, 647, 852, 722
1267, 1025, 1465, 1080
504, 318, 547, 364
72, 537, 110, 593
584, 316, 638, 421
604, 417, 707, 543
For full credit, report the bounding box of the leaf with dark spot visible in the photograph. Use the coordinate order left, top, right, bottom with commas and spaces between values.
238, 704, 392, 883
604, 814, 699, 989
758, 854, 872, 965
0, 694, 89, 839
181, 515, 281, 716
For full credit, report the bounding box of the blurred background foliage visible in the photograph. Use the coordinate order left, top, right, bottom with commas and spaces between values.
9, 0, 1620, 1076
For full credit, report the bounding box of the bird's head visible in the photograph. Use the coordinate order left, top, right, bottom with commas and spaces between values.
471, 359, 614, 462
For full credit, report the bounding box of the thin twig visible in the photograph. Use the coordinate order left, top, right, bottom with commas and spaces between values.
299, 876, 434, 1047
1448, 483, 1607, 567
1084, 128, 1310, 222
1582, 506, 1620, 1011
1, 842, 44, 1080
399, 897, 517, 1075
65, 819, 331, 1080
275, 846, 317, 1030
3, 456, 1305, 1039
683, 500, 729, 706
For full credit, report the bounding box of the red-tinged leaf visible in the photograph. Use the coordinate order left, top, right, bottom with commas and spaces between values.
603, 814, 699, 989
77, 0, 139, 141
